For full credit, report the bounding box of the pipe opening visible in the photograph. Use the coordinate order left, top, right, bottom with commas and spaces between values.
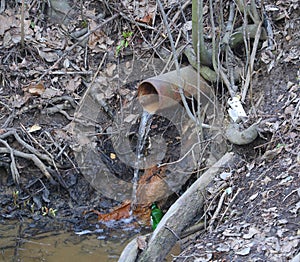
138, 82, 159, 113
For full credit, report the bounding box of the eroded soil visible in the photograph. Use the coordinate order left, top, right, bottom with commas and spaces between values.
176, 3, 300, 261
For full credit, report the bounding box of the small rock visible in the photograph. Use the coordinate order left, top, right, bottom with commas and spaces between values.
277, 219, 288, 225
243, 227, 260, 239
236, 247, 251, 256
216, 243, 230, 252
220, 172, 232, 180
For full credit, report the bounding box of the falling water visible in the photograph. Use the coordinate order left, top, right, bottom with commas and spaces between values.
131, 110, 153, 209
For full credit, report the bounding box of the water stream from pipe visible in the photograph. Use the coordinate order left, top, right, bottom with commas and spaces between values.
131, 111, 153, 209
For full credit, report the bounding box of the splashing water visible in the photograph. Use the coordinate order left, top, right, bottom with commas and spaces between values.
131, 111, 153, 209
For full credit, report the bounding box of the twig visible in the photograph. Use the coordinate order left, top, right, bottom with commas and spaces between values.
158, 133, 220, 168
40, 130, 79, 175
165, 226, 181, 240
0, 100, 12, 111
208, 188, 227, 232
171, 0, 191, 25
282, 188, 300, 202
249, 0, 261, 24
47, 71, 93, 75
209, 0, 234, 97
41, 104, 73, 120
48, 95, 77, 108
196, 182, 228, 224
161, 31, 183, 74
119, 11, 156, 31
241, 21, 262, 102
217, 187, 242, 228
180, 221, 205, 239
19, 124, 57, 166
20, 0, 25, 49
192, 0, 212, 66
224, 3, 238, 93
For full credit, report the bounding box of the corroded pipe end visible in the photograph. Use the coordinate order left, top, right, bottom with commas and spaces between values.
137, 81, 160, 114
137, 66, 213, 113
138, 80, 181, 113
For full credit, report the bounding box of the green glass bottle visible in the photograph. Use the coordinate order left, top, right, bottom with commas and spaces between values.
150, 202, 163, 230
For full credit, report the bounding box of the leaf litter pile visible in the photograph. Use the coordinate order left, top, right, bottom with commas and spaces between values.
0, 0, 299, 261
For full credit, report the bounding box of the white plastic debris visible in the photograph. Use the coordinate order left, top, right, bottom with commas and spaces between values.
228, 96, 247, 122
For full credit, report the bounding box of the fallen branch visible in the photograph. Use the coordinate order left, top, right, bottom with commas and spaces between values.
0, 147, 54, 182
0, 129, 54, 165
119, 152, 237, 262
0, 139, 20, 183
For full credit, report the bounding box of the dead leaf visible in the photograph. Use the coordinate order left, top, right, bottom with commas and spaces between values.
97, 200, 131, 221
243, 227, 260, 239
88, 20, 106, 49
136, 13, 154, 26
41, 88, 63, 99
136, 166, 170, 205
0, 14, 19, 36
26, 82, 45, 96
3, 31, 12, 47
0, 15, 11, 36
235, 247, 251, 256
105, 63, 116, 77
65, 75, 81, 93
133, 204, 151, 225
261, 146, 283, 161
11, 94, 30, 108
134, 3, 156, 26
11, 32, 21, 44
261, 176, 272, 185
38, 49, 59, 62
216, 243, 230, 252
28, 124, 42, 133
220, 171, 232, 180
284, 104, 295, 115
124, 114, 138, 123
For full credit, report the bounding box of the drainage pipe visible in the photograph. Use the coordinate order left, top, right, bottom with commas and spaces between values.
137, 66, 214, 113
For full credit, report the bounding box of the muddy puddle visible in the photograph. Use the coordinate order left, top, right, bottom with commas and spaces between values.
0, 219, 140, 262
0, 218, 180, 261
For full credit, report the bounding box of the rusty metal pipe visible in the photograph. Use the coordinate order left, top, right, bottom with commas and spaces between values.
137, 66, 213, 113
